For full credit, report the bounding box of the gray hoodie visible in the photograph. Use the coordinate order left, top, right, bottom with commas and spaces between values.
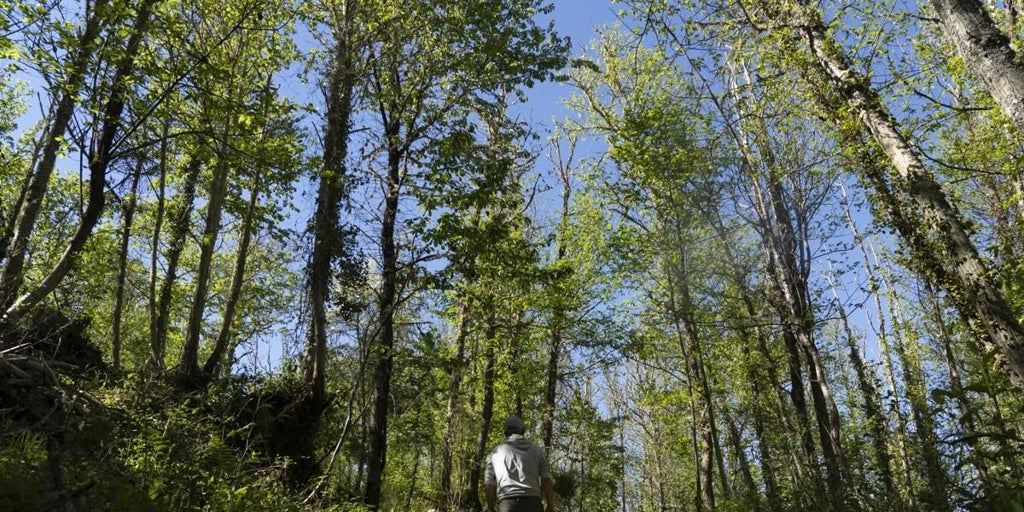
484, 434, 551, 501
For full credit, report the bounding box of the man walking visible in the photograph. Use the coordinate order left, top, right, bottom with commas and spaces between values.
484, 416, 554, 512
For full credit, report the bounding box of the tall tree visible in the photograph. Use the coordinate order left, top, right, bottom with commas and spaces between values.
1, 0, 158, 317
763, 0, 1024, 389
177, 1, 299, 383
355, 2, 567, 508
305, 0, 363, 414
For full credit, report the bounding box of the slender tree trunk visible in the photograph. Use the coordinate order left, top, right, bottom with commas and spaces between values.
543, 155, 573, 453
748, 177, 823, 496
829, 269, 896, 506
701, 345, 730, 501
543, 320, 561, 452
202, 181, 259, 379
365, 119, 401, 510
440, 302, 472, 509
707, 59, 816, 503
749, 376, 782, 510
662, 242, 715, 511
465, 310, 497, 512
716, 65, 823, 500
765, 176, 846, 505
724, 409, 760, 511
0, 156, 33, 264
306, 0, 357, 411
151, 157, 202, 367
3, 0, 157, 316
786, 0, 1024, 390
979, 360, 1018, 469
179, 148, 231, 381
925, 281, 991, 487
861, 241, 918, 510
885, 277, 950, 510
112, 160, 143, 370
148, 122, 170, 367
356, 419, 367, 495
405, 448, 420, 511
836, 183, 898, 505
619, 403, 629, 512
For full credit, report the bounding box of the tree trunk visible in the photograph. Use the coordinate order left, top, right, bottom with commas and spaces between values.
440, 303, 472, 509
763, 173, 846, 506
830, 274, 896, 505
748, 176, 826, 501
723, 409, 760, 511
202, 181, 259, 379
543, 161, 572, 453
925, 281, 991, 487
714, 64, 821, 500
179, 149, 231, 381
112, 160, 143, 371
836, 183, 897, 505
148, 122, 170, 367
543, 320, 561, 453
886, 277, 950, 510
464, 310, 497, 512
661, 231, 716, 511
364, 118, 401, 510
306, 0, 357, 411
749, 376, 782, 511
44, 437, 70, 512
151, 157, 202, 367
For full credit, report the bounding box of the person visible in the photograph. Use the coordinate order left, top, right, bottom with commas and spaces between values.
484, 416, 554, 512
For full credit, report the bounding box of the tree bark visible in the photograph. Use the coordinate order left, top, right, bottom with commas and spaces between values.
465, 310, 497, 512
440, 303, 472, 509
179, 147, 231, 381
767, 174, 846, 503
660, 224, 716, 511
925, 281, 991, 487
829, 268, 896, 506
723, 409, 760, 511
148, 122, 170, 367
151, 157, 202, 367
364, 115, 401, 510
748, 175, 833, 506
885, 277, 950, 510
543, 157, 572, 453
931, 0, 1024, 133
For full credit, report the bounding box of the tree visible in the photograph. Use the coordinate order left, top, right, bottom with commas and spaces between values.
765, 0, 1024, 390
351, 2, 567, 508
1, 0, 159, 318
304, 0, 364, 415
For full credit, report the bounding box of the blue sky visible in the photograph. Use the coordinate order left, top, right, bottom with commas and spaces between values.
522, 0, 619, 127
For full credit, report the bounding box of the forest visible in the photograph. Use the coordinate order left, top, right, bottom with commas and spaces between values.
1, 0, 1024, 510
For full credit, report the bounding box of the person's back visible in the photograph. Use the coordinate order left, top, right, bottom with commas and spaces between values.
485, 417, 553, 512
